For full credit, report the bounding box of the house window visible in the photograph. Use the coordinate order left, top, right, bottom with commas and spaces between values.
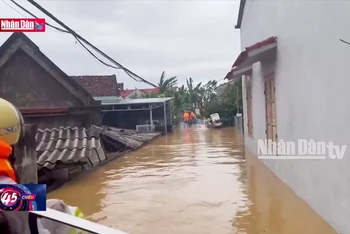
264, 75, 277, 142
246, 74, 253, 137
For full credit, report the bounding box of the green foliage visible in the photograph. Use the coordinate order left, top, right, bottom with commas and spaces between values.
158, 71, 177, 94
203, 78, 243, 123
137, 71, 243, 125
142, 92, 165, 98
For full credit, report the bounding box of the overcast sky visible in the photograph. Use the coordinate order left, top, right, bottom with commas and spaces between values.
0, 0, 240, 89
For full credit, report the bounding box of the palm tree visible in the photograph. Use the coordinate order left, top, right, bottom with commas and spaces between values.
186, 77, 203, 109
158, 71, 177, 94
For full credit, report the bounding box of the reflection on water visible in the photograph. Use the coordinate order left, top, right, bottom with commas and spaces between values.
49, 126, 336, 234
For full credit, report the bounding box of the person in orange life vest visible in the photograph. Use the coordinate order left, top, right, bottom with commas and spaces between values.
0, 98, 50, 234
183, 111, 190, 122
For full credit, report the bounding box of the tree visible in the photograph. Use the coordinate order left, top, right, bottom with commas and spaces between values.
203, 78, 243, 125
158, 71, 177, 94
134, 75, 243, 126
142, 92, 164, 98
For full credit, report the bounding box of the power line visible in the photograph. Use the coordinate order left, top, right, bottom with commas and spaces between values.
4, 0, 102, 62
8, 0, 156, 86
4, 0, 67, 35
1, 0, 26, 17
75, 39, 120, 69
25, 0, 158, 88
9, 0, 121, 69
340, 39, 350, 46
9, 0, 68, 33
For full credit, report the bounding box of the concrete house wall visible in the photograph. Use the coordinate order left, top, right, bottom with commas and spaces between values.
124, 89, 145, 99
239, 1, 350, 233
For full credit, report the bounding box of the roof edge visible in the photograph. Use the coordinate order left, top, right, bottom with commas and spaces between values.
20, 108, 69, 115
235, 0, 246, 29
0, 33, 98, 107
101, 97, 174, 106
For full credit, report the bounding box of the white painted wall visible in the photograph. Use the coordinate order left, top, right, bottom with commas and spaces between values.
124, 89, 145, 99
240, 1, 350, 233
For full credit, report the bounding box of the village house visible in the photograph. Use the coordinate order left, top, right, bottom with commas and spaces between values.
71, 76, 171, 133
215, 79, 235, 100
95, 96, 173, 134
226, 1, 350, 233
0, 32, 101, 129
0, 32, 108, 186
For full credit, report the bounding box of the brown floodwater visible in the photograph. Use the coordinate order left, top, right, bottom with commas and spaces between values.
49, 126, 337, 234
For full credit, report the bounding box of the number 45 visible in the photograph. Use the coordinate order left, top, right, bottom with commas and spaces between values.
2, 192, 17, 205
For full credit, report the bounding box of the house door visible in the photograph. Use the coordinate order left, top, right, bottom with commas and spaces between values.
265, 75, 277, 142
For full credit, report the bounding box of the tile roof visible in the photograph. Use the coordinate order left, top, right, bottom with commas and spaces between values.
71, 75, 120, 97
225, 36, 277, 80
36, 126, 105, 170
35, 125, 162, 170
232, 36, 277, 68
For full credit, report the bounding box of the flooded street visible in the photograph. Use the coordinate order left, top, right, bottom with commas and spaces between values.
49, 127, 336, 234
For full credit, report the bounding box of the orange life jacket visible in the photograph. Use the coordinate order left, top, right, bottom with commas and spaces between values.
184, 112, 190, 121
0, 140, 16, 182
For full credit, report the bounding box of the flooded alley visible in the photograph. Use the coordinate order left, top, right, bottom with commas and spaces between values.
49, 127, 336, 234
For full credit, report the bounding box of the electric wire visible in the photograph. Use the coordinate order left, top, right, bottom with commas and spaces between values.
7, 0, 157, 87
26, 0, 157, 87
9, 0, 120, 69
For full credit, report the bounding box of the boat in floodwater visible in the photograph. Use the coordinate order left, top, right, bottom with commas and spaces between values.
182, 110, 198, 127
206, 113, 223, 128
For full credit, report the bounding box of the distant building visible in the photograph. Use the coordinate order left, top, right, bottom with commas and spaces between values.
120, 87, 159, 99
71, 74, 122, 97
226, 1, 350, 233
95, 96, 173, 134
215, 80, 235, 100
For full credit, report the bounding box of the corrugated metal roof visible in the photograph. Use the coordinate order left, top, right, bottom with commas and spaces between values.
94, 96, 123, 101
98, 97, 173, 105
120, 88, 159, 98
36, 126, 105, 170
216, 79, 235, 90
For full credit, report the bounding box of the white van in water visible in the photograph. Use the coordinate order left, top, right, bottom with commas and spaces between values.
207, 113, 223, 128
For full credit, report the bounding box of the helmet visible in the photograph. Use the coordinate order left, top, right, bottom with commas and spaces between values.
0, 98, 24, 146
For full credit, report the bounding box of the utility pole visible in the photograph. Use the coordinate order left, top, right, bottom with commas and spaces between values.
27, 0, 157, 88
